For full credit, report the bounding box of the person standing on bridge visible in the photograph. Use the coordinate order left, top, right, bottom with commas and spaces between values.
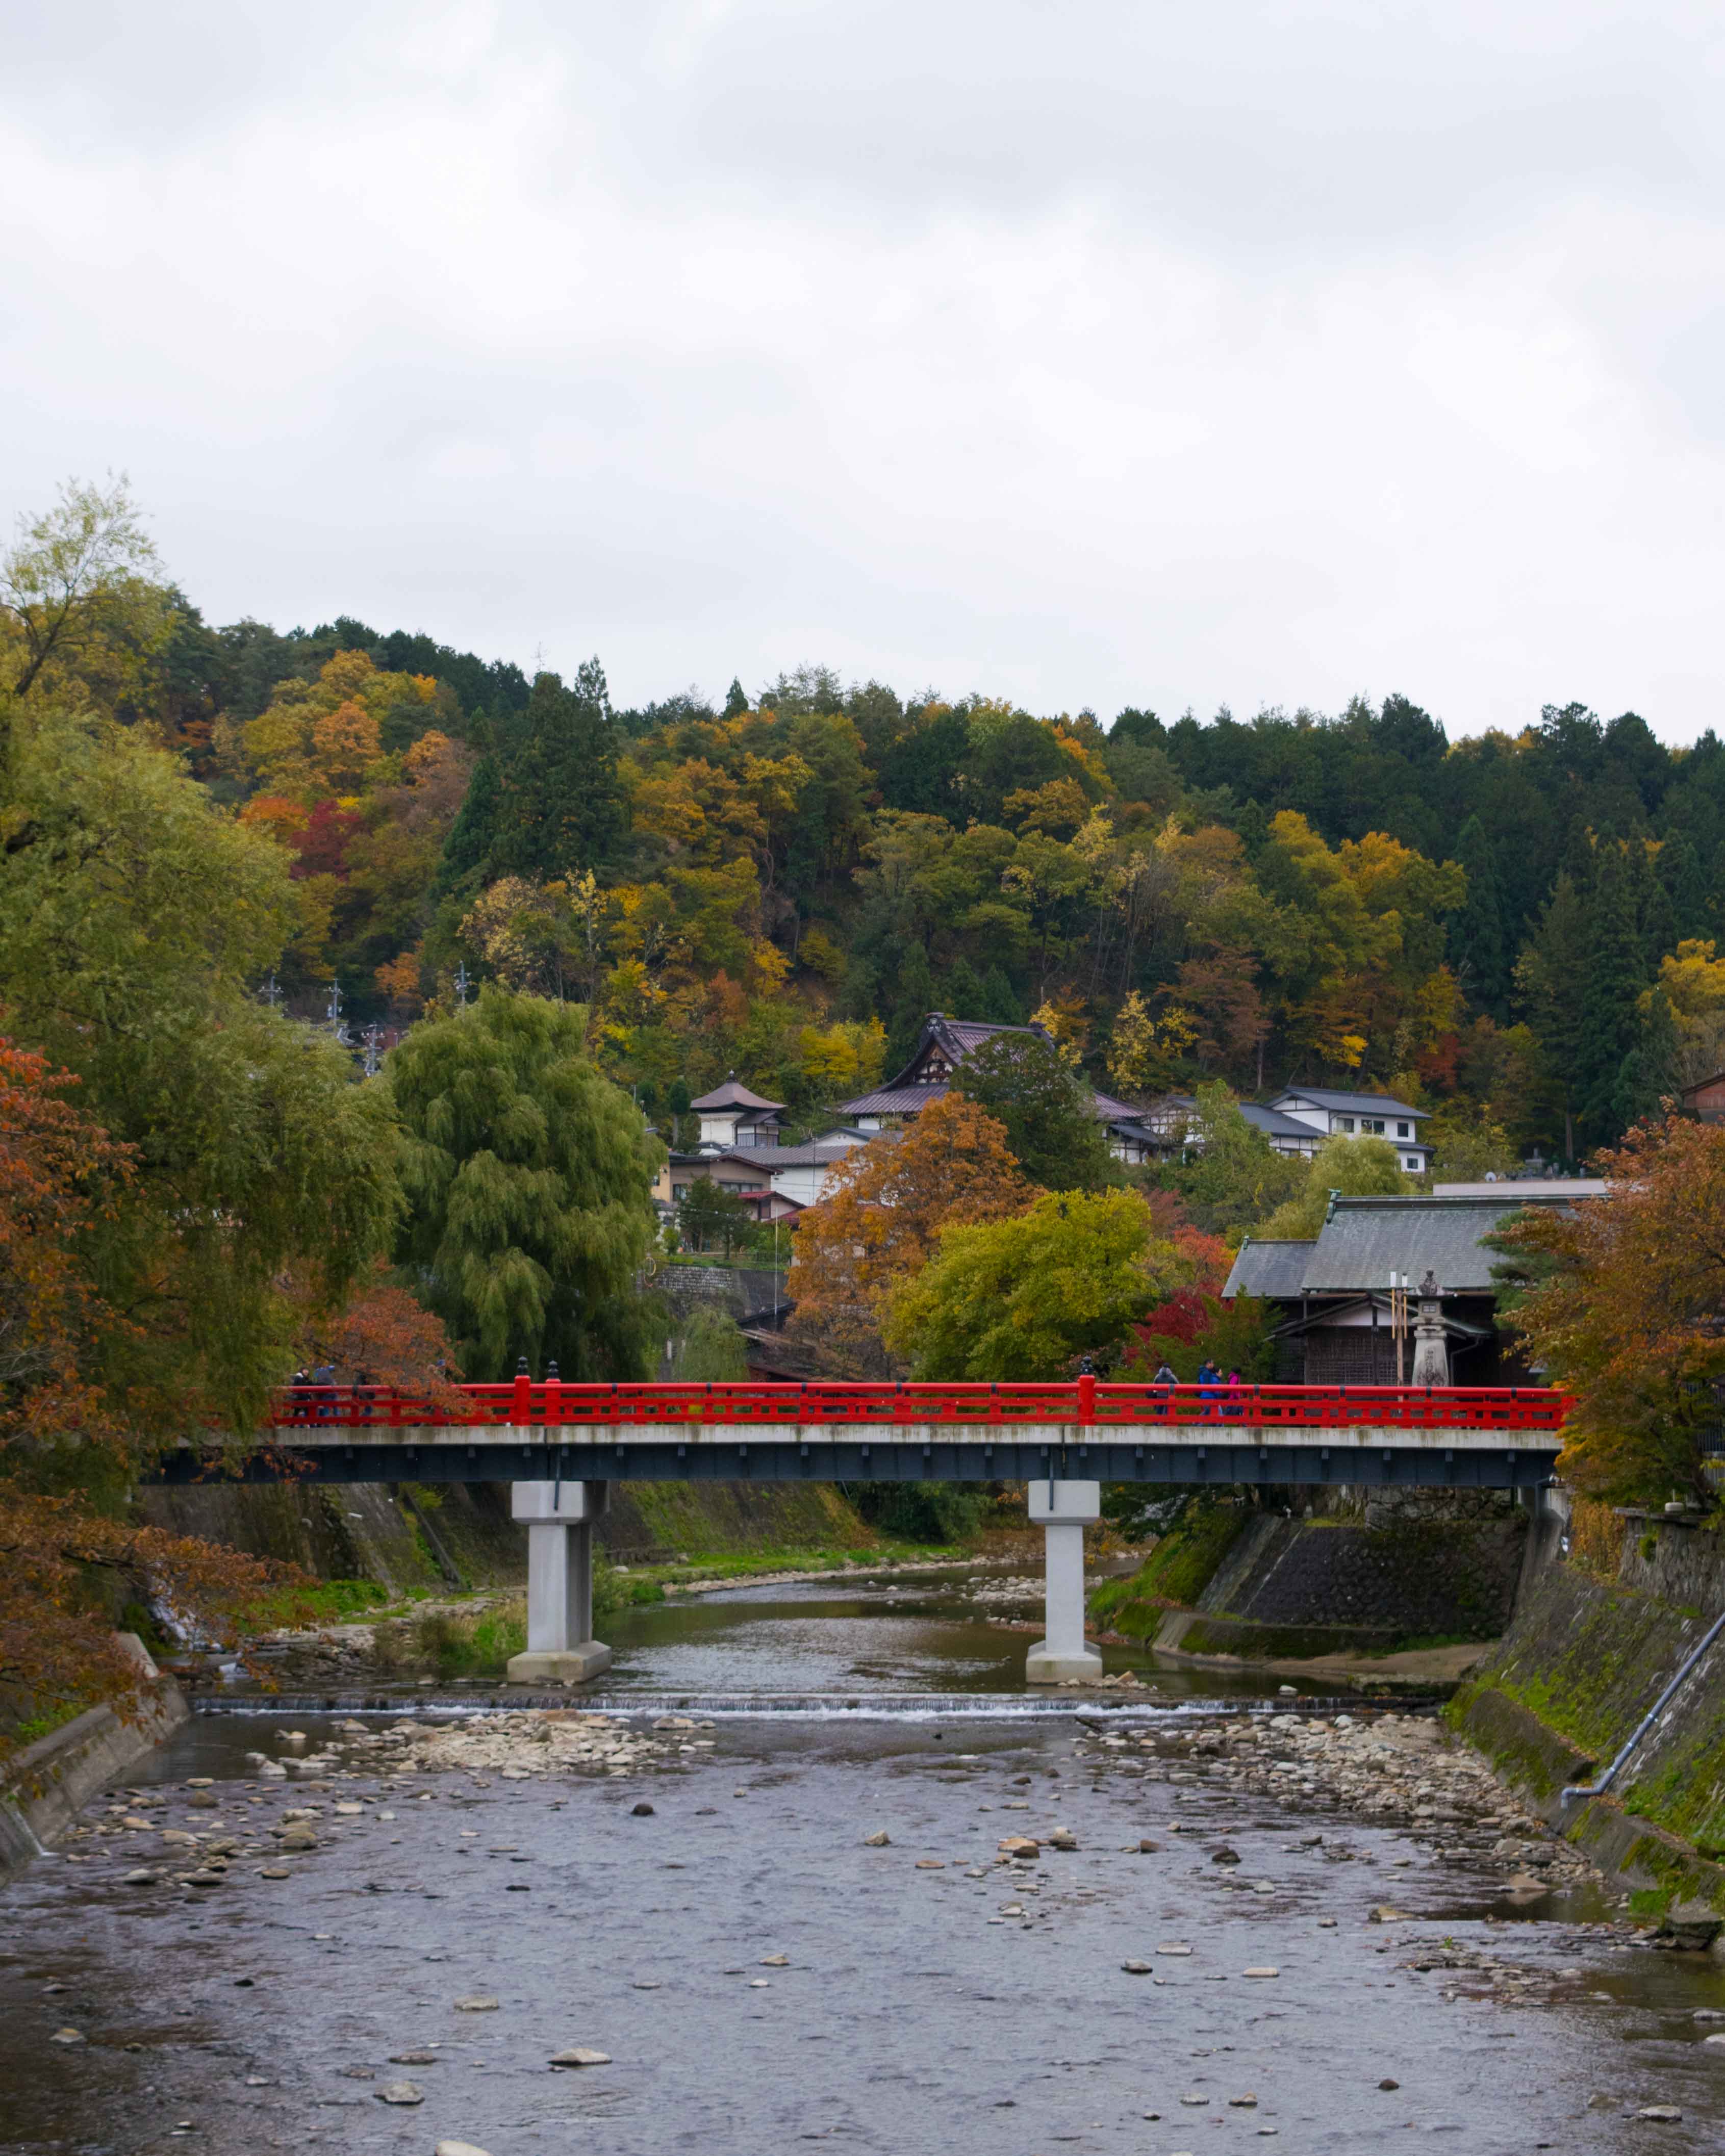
1150, 1359, 1178, 1390
1197, 1359, 1221, 1416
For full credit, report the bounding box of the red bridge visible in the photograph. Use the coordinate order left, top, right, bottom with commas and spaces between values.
149, 1379, 1570, 1688
266, 1377, 1568, 1436
146, 1379, 1569, 1495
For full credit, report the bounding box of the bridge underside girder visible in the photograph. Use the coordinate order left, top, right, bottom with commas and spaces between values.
146, 1439, 1557, 1490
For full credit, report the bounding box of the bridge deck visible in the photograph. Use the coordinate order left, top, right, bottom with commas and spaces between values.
144, 1381, 1568, 1489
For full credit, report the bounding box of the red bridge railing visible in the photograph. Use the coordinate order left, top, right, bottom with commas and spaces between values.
269, 1381, 1570, 1435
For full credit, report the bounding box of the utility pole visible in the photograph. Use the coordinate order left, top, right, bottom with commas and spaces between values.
1389, 1270, 1408, 1385
326, 979, 352, 1048
454, 961, 471, 1009
361, 1022, 385, 1077
259, 970, 283, 1013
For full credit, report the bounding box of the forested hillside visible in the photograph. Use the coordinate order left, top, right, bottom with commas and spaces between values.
23, 481, 1725, 1166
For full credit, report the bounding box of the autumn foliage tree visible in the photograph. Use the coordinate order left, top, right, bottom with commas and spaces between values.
785, 1094, 1033, 1373
1500, 1113, 1725, 1505
881, 1187, 1185, 1380
0, 1035, 305, 1742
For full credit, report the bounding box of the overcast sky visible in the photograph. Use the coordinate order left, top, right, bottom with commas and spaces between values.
3, 2, 1722, 739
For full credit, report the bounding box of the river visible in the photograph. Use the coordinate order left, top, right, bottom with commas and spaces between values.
5, 1565, 1724, 2153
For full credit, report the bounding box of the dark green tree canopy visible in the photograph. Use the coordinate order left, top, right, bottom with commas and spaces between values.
438, 663, 626, 896
386, 988, 663, 1380
951, 1032, 1114, 1191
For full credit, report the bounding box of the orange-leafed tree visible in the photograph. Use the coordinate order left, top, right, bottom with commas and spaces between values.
1497, 1112, 1725, 1505
0, 1035, 465, 1738
785, 1093, 1033, 1374
0, 1034, 311, 1738
285, 1260, 467, 1410
0, 1035, 133, 1440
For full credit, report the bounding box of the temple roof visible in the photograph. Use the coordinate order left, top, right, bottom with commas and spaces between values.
689, 1076, 784, 1113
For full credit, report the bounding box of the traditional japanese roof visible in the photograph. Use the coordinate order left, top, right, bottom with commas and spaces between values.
689, 1076, 784, 1113
1296, 1193, 1581, 1295
1238, 1102, 1325, 1142
718, 1141, 868, 1168
1270, 1086, 1428, 1122
840, 1012, 1133, 1123
1223, 1238, 1316, 1300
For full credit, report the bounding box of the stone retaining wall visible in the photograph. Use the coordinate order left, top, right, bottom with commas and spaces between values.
1097, 1490, 1528, 1661
2, 1662, 188, 1881
1453, 1511, 1725, 1916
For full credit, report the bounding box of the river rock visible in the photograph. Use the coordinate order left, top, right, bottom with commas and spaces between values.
1121, 1959, 1151, 1974
1367, 1906, 1406, 1924
1210, 1845, 1241, 1865
260, 1866, 290, 1879
631, 1801, 655, 1817
863, 1831, 891, 1846
1638, 2106, 1682, 2121
760, 1954, 789, 1966
49, 2029, 84, 2045
1047, 1827, 1078, 1851
1658, 1901, 1722, 1950
374, 2081, 423, 2104
1242, 1967, 1279, 1979
390, 2049, 439, 2064
1156, 1942, 1192, 1957
436, 2145, 493, 2156
998, 1835, 1039, 1858
1137, 1839, 1160, 1853
123, 1868, 156, 1884
453, 1996, 499, 2012
279, 1826, 317, 1852
915, 1859, 945, 1869
549, 2047, 612, 2068
1229, 2094, 1259, 2107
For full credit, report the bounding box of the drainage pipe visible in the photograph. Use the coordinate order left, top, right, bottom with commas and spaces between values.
1560, 1602, 1725, 1806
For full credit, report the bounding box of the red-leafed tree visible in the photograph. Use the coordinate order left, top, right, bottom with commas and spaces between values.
0, 1034, 354, 1743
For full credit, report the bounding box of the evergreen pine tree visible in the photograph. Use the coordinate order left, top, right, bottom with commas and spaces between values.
1513, 870, 1592, 1163
886, 945, 936, 1068
1626, 836, 1677, 973
1615, 987, 1681, 1131
1449, 814, 1509, 1016
434, 749, 504, 897
1576, 842, 1650, 1145
723, 677, 749, 718
980, 964, 1026, 1026
494, 663, 625, 881
944, 956, 985, 1017
1659, 832, 1715, 942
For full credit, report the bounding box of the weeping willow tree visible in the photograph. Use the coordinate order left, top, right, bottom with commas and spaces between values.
386, 987, 663, 1379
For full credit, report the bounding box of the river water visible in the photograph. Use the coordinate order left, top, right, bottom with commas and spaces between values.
6, 1567, 1725, 2154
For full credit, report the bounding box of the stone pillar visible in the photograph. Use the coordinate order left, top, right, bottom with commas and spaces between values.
505, 1481, 613, 1685
1025, 1479, 1103, 1684
1410, 1268, 1450, 1388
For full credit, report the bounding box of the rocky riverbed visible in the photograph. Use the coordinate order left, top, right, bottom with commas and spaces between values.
10, 1698, 1725, 2153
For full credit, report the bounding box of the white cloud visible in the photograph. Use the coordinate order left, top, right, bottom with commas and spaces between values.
1, 0, 1721, 737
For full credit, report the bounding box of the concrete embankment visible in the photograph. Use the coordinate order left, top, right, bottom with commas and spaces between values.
136, 1476, 875, 1595
1, 1641, 188, 1880
1091, 1487, 1526, 1676
1452, 1500, 1725, 1931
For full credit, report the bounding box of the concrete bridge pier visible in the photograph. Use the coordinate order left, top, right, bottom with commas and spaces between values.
505, 1480, 613, 1685
1025, 1479, 1104, 1685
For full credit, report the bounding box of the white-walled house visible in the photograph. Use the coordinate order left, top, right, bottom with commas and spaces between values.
690, 1076, 785, 1149
1266, 1087, 1431, 1174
